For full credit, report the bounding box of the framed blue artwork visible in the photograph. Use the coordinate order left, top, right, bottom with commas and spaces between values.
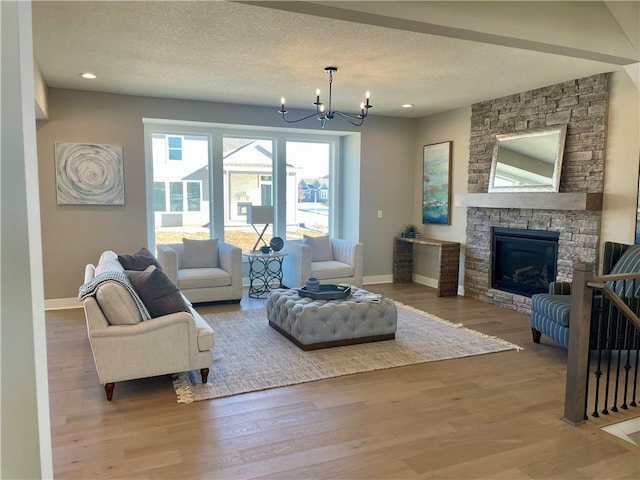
422, 141, 452, 225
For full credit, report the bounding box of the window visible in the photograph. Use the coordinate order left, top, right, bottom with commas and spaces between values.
224, 137, 274, 252
167, 135, 183, 160
169, 182, 183, 212
145, 123, 341, 253
153, 181, 202, 213
149, 133, 210, 244
153, 182, 166, 211
285, 141, 331, 239
187, 182, 201, 212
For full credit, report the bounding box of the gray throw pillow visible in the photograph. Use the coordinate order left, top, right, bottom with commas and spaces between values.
303, 235, 333, 262
118, 247, 162, 271
126, 266, 190, 318
182, 238, 218, 269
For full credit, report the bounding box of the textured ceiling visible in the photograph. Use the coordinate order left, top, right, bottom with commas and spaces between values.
31, 1, 639, 119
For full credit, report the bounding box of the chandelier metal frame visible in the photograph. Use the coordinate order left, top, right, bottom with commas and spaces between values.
278, 67, 372, 128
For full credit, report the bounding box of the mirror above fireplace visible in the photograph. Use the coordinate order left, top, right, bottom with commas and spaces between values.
488, 125, 567, 193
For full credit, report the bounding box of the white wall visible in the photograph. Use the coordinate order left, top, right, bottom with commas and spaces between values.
601, 70, 640, 245
34, 58, 49, 120
1, 1, 53, 477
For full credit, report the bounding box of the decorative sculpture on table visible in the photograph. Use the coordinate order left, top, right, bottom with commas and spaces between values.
270, 236, 284, 252
246, 205, 274, 252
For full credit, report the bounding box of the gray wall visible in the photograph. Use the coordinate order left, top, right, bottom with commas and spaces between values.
37, 88, 416, 299
414, 107, 471, 290
36, 70, 639, 302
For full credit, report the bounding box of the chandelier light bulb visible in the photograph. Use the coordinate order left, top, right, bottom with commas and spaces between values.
319, 104, 326, 113
366, 91, 370, 99
280, 97, 285, 105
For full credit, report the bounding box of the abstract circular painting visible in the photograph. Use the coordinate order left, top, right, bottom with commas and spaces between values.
55, 143, 125, 205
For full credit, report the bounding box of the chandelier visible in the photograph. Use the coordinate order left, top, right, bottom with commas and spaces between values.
278, 67, 372, 128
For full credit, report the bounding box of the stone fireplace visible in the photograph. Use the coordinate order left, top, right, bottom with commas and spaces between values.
463, 73, 609, 314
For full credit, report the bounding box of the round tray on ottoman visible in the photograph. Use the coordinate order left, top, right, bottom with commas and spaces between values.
266, 286, 397, 351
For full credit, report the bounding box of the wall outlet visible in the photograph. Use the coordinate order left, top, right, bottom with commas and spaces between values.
377, 210, 383, 218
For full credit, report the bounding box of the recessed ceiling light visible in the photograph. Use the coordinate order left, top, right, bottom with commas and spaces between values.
402, 104, 414, 108
80, 72, 97, 79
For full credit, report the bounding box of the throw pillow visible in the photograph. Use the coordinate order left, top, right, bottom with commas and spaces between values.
126, 266, 190, 318
118, 247, 162, 271
95, 282, 143, 325
303, 235, 333, 262
182, 238, 218, 269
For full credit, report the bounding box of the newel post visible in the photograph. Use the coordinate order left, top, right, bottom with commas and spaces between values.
562, 261, 594, 425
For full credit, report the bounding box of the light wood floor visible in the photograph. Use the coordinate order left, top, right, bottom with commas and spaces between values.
47, 283, 640, 479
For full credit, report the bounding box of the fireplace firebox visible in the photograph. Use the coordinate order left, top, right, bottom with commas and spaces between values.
491, 227, 559, 297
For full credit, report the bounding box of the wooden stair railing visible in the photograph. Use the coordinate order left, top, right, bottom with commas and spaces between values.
563, 262, 640, 425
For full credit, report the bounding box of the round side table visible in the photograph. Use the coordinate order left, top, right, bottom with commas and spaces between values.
243, 252, 287, 298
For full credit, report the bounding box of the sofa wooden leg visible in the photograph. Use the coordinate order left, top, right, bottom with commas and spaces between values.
200, 368, 209, 384
531, 328, 542, 344
105, 383, 115, 401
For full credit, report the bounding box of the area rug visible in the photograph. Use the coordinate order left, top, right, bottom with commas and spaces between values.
173, 302, 522, 403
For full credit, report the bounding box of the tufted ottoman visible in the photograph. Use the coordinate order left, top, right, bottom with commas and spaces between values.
266, 287, 397, 350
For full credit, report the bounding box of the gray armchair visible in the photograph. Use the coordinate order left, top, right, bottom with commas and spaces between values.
157, 240, 242, 303
281, 236, 363, 288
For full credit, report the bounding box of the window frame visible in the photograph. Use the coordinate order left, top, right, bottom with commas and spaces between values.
143, 120, 343, 253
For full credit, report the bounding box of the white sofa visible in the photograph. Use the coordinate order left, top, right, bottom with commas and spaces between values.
81, 251, 214, 400
281, 237, 364, 288
157, 241, 242, 304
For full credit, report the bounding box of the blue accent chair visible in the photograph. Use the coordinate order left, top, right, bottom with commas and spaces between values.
531, 241, 640, 348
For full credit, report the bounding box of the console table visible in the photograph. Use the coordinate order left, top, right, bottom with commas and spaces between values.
393, 237, 460, 296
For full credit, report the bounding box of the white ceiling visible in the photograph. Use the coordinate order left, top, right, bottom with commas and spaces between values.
31, 1, 639, 120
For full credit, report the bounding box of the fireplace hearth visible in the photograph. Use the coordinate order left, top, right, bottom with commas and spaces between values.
491, 227, 560, 297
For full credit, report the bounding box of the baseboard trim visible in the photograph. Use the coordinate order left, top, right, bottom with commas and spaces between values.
412, 274, 438, 289
363, 275, 393, 285
364, 275, 442, 289
46, 276, 462, 310
45, 298, 82, 311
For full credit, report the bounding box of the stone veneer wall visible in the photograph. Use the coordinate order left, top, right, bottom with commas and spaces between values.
465, 73, 609, 314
